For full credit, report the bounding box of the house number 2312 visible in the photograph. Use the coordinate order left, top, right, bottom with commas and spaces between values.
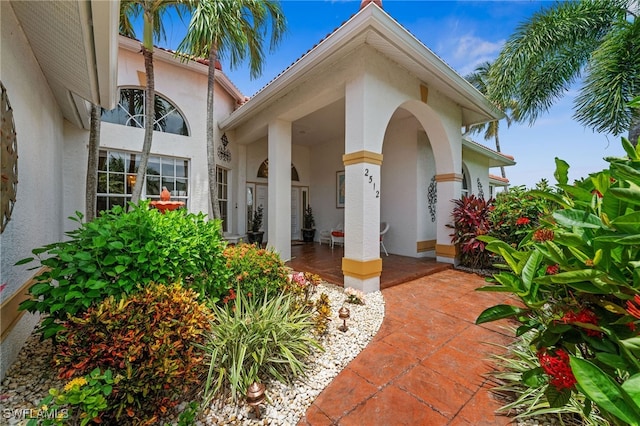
364, 168, 380, 198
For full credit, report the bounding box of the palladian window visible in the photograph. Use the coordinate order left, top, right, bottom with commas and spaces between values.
101, 87, 189, 136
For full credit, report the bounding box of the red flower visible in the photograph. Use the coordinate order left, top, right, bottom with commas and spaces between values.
537, 348, 577, 391
561, 308, 602, 337
516, 217, 531, 226
627, 295, 640, 319
591, 189, 603, 198
546, 264, 559, 275
533, 229, 554, 242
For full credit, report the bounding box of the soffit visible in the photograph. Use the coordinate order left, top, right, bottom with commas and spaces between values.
10, 0, 118, 128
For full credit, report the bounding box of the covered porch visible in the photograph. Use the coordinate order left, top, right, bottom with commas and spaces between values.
287, 243, 452, 290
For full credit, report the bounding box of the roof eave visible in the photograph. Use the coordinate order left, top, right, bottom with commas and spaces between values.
462, 137, 516, 168
221, 3, 503, 130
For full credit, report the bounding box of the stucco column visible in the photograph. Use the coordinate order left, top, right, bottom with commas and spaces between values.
237, 144, 248, 236
267, 119, 292, 261
342, 74, 384, 293
342, 152, 383, 293
435, 173, 462, 264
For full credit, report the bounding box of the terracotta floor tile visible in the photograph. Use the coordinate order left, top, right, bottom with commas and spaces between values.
456, 384, 511, 426
420, 345, 493, 390
311, 368, 377, 421
394, 364, 474, 419
347, 340, 419, 387
372, 316, 405, 342
339, 385, 448, 426
297, 403, 334, 426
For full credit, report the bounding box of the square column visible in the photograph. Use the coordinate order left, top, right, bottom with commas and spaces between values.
435, 173, 462, 264
267, 120, 292, 261
342, 151, 383, 293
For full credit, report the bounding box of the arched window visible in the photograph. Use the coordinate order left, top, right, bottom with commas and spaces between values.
101, 87, 189, 136
256, 159, 300, 181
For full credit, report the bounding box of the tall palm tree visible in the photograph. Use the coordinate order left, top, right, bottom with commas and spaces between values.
465, 61, 517, 180
119, 0, 187, 205
176, 0, 286, 219
489, 0, 640, 145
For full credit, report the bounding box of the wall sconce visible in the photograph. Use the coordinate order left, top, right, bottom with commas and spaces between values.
218, 133, 232, 162
127, 175, 136, 186
338, 306, 350, 332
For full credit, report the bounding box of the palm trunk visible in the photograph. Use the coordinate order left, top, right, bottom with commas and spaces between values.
130, 45, 155, 206
494, 132, 506, 180
207, 47, 221, 219
85, 104, 101, 221
629, 112, 640, 147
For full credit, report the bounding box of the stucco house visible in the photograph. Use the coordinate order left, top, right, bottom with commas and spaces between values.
0, 0, 514, 380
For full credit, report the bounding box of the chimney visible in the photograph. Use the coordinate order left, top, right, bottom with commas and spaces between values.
360, 0, 382, 10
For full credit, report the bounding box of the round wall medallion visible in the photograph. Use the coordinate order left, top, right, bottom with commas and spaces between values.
1, 81, 18, 233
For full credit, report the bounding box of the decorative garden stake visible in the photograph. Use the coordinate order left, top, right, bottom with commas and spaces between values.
246, 382, 265, 418
338, 306, 350, 332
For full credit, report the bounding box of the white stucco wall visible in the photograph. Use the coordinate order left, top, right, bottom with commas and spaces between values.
62, 43, 243, 230
0, 2, 67, 380
462, 148, 492, 199
310, 137, 345, 236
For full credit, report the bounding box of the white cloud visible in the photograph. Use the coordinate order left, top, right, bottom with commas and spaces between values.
436, 34, 504, 76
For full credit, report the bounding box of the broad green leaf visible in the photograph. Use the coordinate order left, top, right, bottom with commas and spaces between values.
621, 137, 640, 160
15, 257, 34, 266
621, 336, 640, 351
475, 304, 527, 325
621, 374, 640, 406
30, 283, 51, 296
612, 212, 640, 233
64, 291, 84, 301
554, 157, 570, 185
73, 251, 92, 261
521, 251, 543, 293
108, 241, 124, 250
92, 236, 107, 248
612, 162, 640, 185
522, 367, 546, 388
610, 187, 640, 206
595, 353, 628, 370
553, 209, 602, 229
475, 285, 514, 292
549, 269, 602, 284
545, 385, 571, 408
571, 357, 640, 425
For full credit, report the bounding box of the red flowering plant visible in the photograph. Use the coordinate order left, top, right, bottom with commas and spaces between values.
476, 139, 640, 425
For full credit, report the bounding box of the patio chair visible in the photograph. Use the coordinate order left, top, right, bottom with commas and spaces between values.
330, 224, 344, 249
380, 222, 389, 256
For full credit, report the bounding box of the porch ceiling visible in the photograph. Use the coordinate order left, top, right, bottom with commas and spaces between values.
292, 99, 345, 146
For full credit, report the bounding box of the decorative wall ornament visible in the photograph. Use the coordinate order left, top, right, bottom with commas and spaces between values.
217, 133, 232, 162
427, 175, 437, 222
477, 178, 485, 199
1, 81, 18, 233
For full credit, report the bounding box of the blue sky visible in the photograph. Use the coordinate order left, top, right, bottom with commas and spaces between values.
152, 0, 627, 188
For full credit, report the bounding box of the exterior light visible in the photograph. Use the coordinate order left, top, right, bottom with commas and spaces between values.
338, 306, 350, 332
246, 381, 265, 418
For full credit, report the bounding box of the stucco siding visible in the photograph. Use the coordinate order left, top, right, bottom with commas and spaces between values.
1, 2, 67, 380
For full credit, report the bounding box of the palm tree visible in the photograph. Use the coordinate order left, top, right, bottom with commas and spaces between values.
119, 0, 187, 205
489, 0, 640, 145
175, 0, 286, 219
464, 61, 517, 180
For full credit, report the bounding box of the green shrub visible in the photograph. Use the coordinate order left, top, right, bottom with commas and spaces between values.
489, 181, 558, 247
449, 194, 494, 269
202, 288, 322, 403
282, 271, 332, 335
18, 202, 228, 339
53, 283, 213, 424
221, 243, 289, 299
476, 138, 640, 425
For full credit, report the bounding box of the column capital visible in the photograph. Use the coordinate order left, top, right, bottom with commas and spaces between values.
435, 173, 463, 182
342, 150, 383, 166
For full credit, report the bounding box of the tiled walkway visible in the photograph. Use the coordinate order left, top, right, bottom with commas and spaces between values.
297, 269, 517, 425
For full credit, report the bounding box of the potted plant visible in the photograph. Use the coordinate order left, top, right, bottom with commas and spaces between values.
301, 205, 315, 243
247, 205, 264, 246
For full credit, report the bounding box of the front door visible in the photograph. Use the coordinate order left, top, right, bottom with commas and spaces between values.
291, 187, 300, 240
